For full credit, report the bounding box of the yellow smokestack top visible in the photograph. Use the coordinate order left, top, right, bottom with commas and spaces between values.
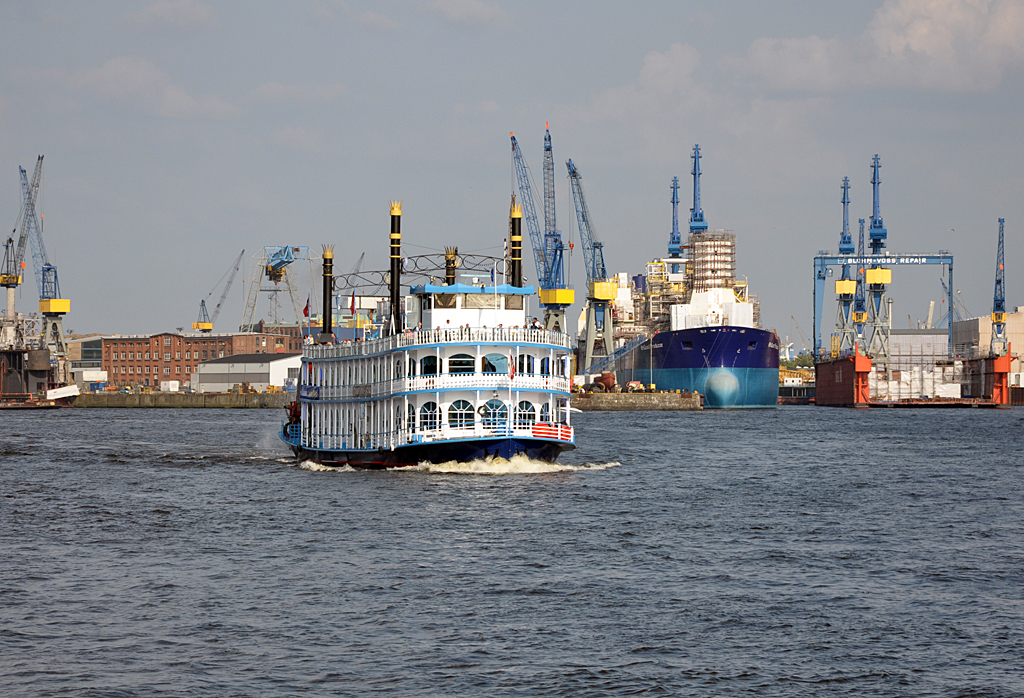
510, 204, 523, 219
390, 200, 402, 216
322, 244, 334, 259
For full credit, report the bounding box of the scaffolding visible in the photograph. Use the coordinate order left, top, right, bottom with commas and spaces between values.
687, 230, 736, 293
867, 342, 963, 400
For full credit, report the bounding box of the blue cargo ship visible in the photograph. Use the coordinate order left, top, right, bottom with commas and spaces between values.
599, 146, 779, 408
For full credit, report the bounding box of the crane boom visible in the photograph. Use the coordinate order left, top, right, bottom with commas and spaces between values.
510, 133, 548, 286
991, 217, 1007, 355
792, 315, 811, 352
566, 159, 606, 283
211, 249, 245, 324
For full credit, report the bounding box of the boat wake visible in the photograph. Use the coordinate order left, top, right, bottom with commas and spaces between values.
407, 454, 621, 475
297, 460, 357, 472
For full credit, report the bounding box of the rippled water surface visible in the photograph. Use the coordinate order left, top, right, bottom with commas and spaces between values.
3, 407, 1024, 696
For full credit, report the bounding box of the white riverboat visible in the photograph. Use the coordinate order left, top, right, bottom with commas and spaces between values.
281, 202, 576, 468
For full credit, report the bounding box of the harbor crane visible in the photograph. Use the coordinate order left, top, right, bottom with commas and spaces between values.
510, 127, 573, 331
991, 218, 1007, 356
241, 246, 309, 330
5, 156, 70, 366
194, 249, 245, 333
566, 158, 615, 372
791, 315, 812, 353
833, 177, 857, 354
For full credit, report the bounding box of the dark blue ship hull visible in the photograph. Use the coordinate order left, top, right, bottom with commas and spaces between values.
280, 424, 574, 469
613, 326, 780, 408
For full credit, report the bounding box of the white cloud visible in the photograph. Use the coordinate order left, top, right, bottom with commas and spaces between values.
428, 0, 506, 26
250, 82, 346, 105
730, 0, 1024, 92
133, 0, 216, 28
70, 57, 233, 118
356, 10, 402, 31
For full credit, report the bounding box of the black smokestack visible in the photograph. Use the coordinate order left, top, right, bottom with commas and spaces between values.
389, 201, 403, 336
318, 246, 334, 344
444, 247, 458, 286
510, 201, 523, 287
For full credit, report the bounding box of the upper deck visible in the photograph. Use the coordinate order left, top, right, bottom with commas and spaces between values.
304, 326, 572, 361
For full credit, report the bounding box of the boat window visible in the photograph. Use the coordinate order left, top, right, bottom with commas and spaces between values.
682, 341, 693, 349
539, 357, 550, 375
481, 399, 508, 427
434, 293, 457, 309
448, 353, 475, 374
395, 358, 403, 378
504, 295, 524, 310
395, 405, 403, 430
448, 400, 474, 428
539, 403, 550, 423
464, 294, 498, 309
420, 402, 440, 430
482, 353, 507, 374
408, 356, 416, 377
515, 401, 535, 425
517, 354, 535, 375
421, 355, 437, 376
407, 403, 416, 431
748, 341, 758, 349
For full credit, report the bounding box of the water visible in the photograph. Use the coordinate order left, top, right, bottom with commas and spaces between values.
3, 407, 1024, 696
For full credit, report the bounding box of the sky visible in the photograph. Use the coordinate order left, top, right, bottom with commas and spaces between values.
2, 0, 1023, 347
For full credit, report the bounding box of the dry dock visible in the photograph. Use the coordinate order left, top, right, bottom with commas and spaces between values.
571, 391, 702, 411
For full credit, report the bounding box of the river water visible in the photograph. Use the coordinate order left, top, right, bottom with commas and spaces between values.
2, 407, 1023, 696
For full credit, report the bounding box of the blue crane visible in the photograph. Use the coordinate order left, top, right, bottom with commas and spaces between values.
566, 158, 614, 371
853, 218, 867, 333
690, 145, 708, 235
869, 155, 887, 254
991, 217, 1007, 356
510, 128, 572, 330
668, 176, 682, 272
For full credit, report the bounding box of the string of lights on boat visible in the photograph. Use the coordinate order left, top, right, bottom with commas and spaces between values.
330, 253, 513, 294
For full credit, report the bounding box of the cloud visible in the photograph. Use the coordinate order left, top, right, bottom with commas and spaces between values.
356, 10, 402, 31
70, 57, 233, 118
133, 0, 216, 28
250, 81, 347, 105
428, 0, 506, 26
730, 0, 1024, 92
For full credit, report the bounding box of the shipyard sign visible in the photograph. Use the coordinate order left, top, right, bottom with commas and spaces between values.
299, 385, 320, 400
829, 255, 951, 266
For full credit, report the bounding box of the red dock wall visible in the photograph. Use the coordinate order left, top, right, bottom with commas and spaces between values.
815, 354, 872, 407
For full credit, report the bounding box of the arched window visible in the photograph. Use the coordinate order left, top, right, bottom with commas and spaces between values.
517, 353, 535, 375
407, 403, 415, 431
395, 405, 403, 430
515, 400, 535, 425
420, 402, 440, 430
481, 399, 508, 427
421, 355, 437, 376
448, 353, 475, 374
448, 399, 474, 428
408, 356, 416, 377
539, 402, 550, 423
395, 358, 403, 378
481, 353, 508, 374
540, 357, 550, 375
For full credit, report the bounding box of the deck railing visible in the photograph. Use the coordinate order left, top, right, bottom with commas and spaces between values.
313, 372, 570, 400
305, 326, 571, 360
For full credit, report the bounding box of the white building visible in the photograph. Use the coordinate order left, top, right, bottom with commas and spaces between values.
191, 352, 302, 393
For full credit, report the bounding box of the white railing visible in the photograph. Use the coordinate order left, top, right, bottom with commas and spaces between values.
310, 372, 569, 401
305, 326, 571, 360
303, 422, 574, 451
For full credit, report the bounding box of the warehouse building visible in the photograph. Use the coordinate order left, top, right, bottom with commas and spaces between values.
190, 352, 301, 393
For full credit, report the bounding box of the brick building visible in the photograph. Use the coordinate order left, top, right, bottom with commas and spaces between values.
102, 332, 277, 388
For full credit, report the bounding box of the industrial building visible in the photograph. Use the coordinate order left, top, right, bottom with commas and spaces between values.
953, 308, 1024, 382
102, 331, 278, 389
190, 352, 301, 393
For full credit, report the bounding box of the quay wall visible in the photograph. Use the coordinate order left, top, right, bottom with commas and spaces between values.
571, 391, 702, 411
76, 393, 293, 409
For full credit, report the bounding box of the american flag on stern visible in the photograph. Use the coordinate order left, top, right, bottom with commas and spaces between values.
531, 423, 573, 442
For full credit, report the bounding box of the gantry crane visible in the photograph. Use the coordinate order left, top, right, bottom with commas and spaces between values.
667, 176, 682, 273
833, 177, 857, 355
194, 249, 245, 333
510, 127, 573, 331
991, 218, 1007, 357
1, 158, 43, 350
566, 158, 615, 371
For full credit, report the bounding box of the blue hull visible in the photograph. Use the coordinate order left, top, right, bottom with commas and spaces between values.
281, 427, 574, 469
613, 326, 780, 408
